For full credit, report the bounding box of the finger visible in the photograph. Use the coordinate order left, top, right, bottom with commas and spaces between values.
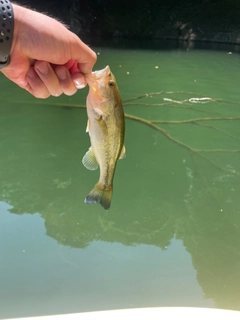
62, 60, 86, 89
34, 61, 63, 97
71, 72, 87, 89
64, 60, 77, 73
77, 47, 97, 74
26, 66, 50, 99
70, 37, 97, 74
68, 60, 80, 74
54, 66, 78, 96
63, 60, 87, 89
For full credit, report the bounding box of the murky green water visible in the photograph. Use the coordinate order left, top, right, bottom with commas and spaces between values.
1, 41, 240, 319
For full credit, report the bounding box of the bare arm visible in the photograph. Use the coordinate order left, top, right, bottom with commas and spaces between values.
1, 3, 97, 98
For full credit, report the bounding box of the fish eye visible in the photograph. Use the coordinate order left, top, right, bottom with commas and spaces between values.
108, 80, 115, 87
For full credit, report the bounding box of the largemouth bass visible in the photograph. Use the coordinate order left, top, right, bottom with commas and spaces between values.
82, 65, 125, 210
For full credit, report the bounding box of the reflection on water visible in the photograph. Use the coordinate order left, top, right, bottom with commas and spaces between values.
1, 203, 213, 318
0, 42, 240, 318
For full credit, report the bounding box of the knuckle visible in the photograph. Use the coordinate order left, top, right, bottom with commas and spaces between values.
91, 51, 97, 64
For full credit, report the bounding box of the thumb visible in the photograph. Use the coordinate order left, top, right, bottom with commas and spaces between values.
69, 37, 97, 75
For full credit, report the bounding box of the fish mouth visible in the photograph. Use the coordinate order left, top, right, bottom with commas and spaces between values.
86, 65, 111, 86
92, 65, 110, 77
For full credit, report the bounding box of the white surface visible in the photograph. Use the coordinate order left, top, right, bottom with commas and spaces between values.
5, 307, 240, 320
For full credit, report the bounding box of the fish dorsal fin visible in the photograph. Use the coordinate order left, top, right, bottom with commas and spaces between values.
119, 145, 126, 160
82, 147, 99, 170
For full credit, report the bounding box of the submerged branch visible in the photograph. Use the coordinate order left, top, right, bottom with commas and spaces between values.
199, 149, 240, 153
15, 100, 86, 109
123, 91, 208, 103
152, 117, 240, 124
125, 113, 192, 151
16, 90, 240, 176
124, 102, 216, 113
125, 113, 240, 175
195, 123, 240, 142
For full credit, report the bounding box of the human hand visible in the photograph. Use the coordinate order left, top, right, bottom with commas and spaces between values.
1, 4, 97, 98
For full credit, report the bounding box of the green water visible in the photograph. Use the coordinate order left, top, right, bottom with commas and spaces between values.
1, 41, 240, 318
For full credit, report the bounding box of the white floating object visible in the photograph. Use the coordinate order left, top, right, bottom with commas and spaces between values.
5, 307, 240, 320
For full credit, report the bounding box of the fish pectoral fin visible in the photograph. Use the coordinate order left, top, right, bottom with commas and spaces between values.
93, 106, 110, 121
119, 145, 126, 160
82, 147, 99, 170
93, 107, 104, 120
96, 116, 108, 135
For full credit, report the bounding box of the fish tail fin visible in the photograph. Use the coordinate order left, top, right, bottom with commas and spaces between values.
84, 183, 112, 210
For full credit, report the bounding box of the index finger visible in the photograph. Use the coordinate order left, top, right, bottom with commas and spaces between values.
64, 60, 79, 74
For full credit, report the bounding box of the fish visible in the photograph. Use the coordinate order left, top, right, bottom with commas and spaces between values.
82, 65, 126, 210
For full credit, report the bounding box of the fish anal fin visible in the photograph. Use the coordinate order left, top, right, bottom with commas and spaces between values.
82, 147, 98, 171
119, 145, 126, 160
86, 119, 90, 133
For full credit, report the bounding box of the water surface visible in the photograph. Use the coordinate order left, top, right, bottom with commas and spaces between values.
0, 41, 240, 318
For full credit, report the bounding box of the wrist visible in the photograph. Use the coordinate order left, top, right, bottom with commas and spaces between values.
0, 0, 14, 69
